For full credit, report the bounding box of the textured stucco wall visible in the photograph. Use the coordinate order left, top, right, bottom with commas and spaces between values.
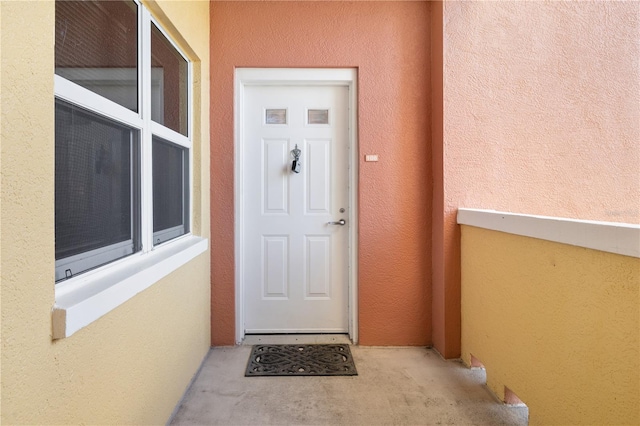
461, 225, 639, 425
0, 1, 210, 424
433, 0, 640, 358
210, 2, 432, 346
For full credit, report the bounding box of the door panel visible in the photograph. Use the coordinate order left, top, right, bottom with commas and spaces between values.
243, 84, 349, 333
263, 235, 288, 298
262, 139, 289, 214
306, 139, 331, 213
306, 235, 331, 298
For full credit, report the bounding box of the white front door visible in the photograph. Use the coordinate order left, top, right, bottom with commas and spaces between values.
242, 83, 350, 333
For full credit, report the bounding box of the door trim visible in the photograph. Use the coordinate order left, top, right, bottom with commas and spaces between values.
234, 68, 359, 343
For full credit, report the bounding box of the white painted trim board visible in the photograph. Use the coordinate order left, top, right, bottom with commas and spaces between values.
457, 208, 640, 258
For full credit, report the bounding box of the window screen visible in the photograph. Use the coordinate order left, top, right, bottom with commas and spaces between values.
55, 0, 138, 111
153, 137, 189, 245
55, 100, 140, 281
151, 23, 188, 136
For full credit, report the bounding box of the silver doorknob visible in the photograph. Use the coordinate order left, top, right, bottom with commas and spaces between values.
327, 219, 346, 226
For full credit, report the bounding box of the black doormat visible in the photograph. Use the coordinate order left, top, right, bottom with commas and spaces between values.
245, 344, 358, 376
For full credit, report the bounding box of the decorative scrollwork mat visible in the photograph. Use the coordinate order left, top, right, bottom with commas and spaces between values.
245, 344, 358, 376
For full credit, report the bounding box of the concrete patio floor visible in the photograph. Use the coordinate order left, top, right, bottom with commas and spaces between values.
169, 336, 528, 425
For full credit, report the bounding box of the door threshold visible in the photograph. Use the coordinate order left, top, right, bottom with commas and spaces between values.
242, 334, 352, 345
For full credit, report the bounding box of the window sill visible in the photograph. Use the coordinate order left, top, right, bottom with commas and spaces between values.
52, 236, 208, 339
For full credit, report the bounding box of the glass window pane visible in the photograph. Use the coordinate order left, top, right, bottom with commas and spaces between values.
308, 109, 329, 125
266, 109, 287, 125
55, 100, 140, 280
151, 23, 188, 136
55, 0, 138, 112
153, 137, 189, 245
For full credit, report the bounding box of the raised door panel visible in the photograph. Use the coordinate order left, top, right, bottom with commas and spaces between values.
262, 139, 289, 215
262, 235, 289, 298
305, 139, 331, 215
305, 235, 331, 299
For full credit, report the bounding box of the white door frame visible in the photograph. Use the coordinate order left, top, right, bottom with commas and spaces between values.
234, 68, 359, 344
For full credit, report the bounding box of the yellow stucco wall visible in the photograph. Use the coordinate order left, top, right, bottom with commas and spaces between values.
0, 1, 210, 424
461, 225, 640, 425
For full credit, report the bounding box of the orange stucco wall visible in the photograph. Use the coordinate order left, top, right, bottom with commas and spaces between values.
430, 1, 457, 358
210, 1, 432, 345
432, 1, 640, 357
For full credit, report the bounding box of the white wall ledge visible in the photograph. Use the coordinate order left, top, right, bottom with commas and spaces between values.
457, 209, 640, 259
53, 236, 208, 339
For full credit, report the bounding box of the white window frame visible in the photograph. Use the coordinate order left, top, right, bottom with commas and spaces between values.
52, 1, 206, 339
55, 67, 165, 124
